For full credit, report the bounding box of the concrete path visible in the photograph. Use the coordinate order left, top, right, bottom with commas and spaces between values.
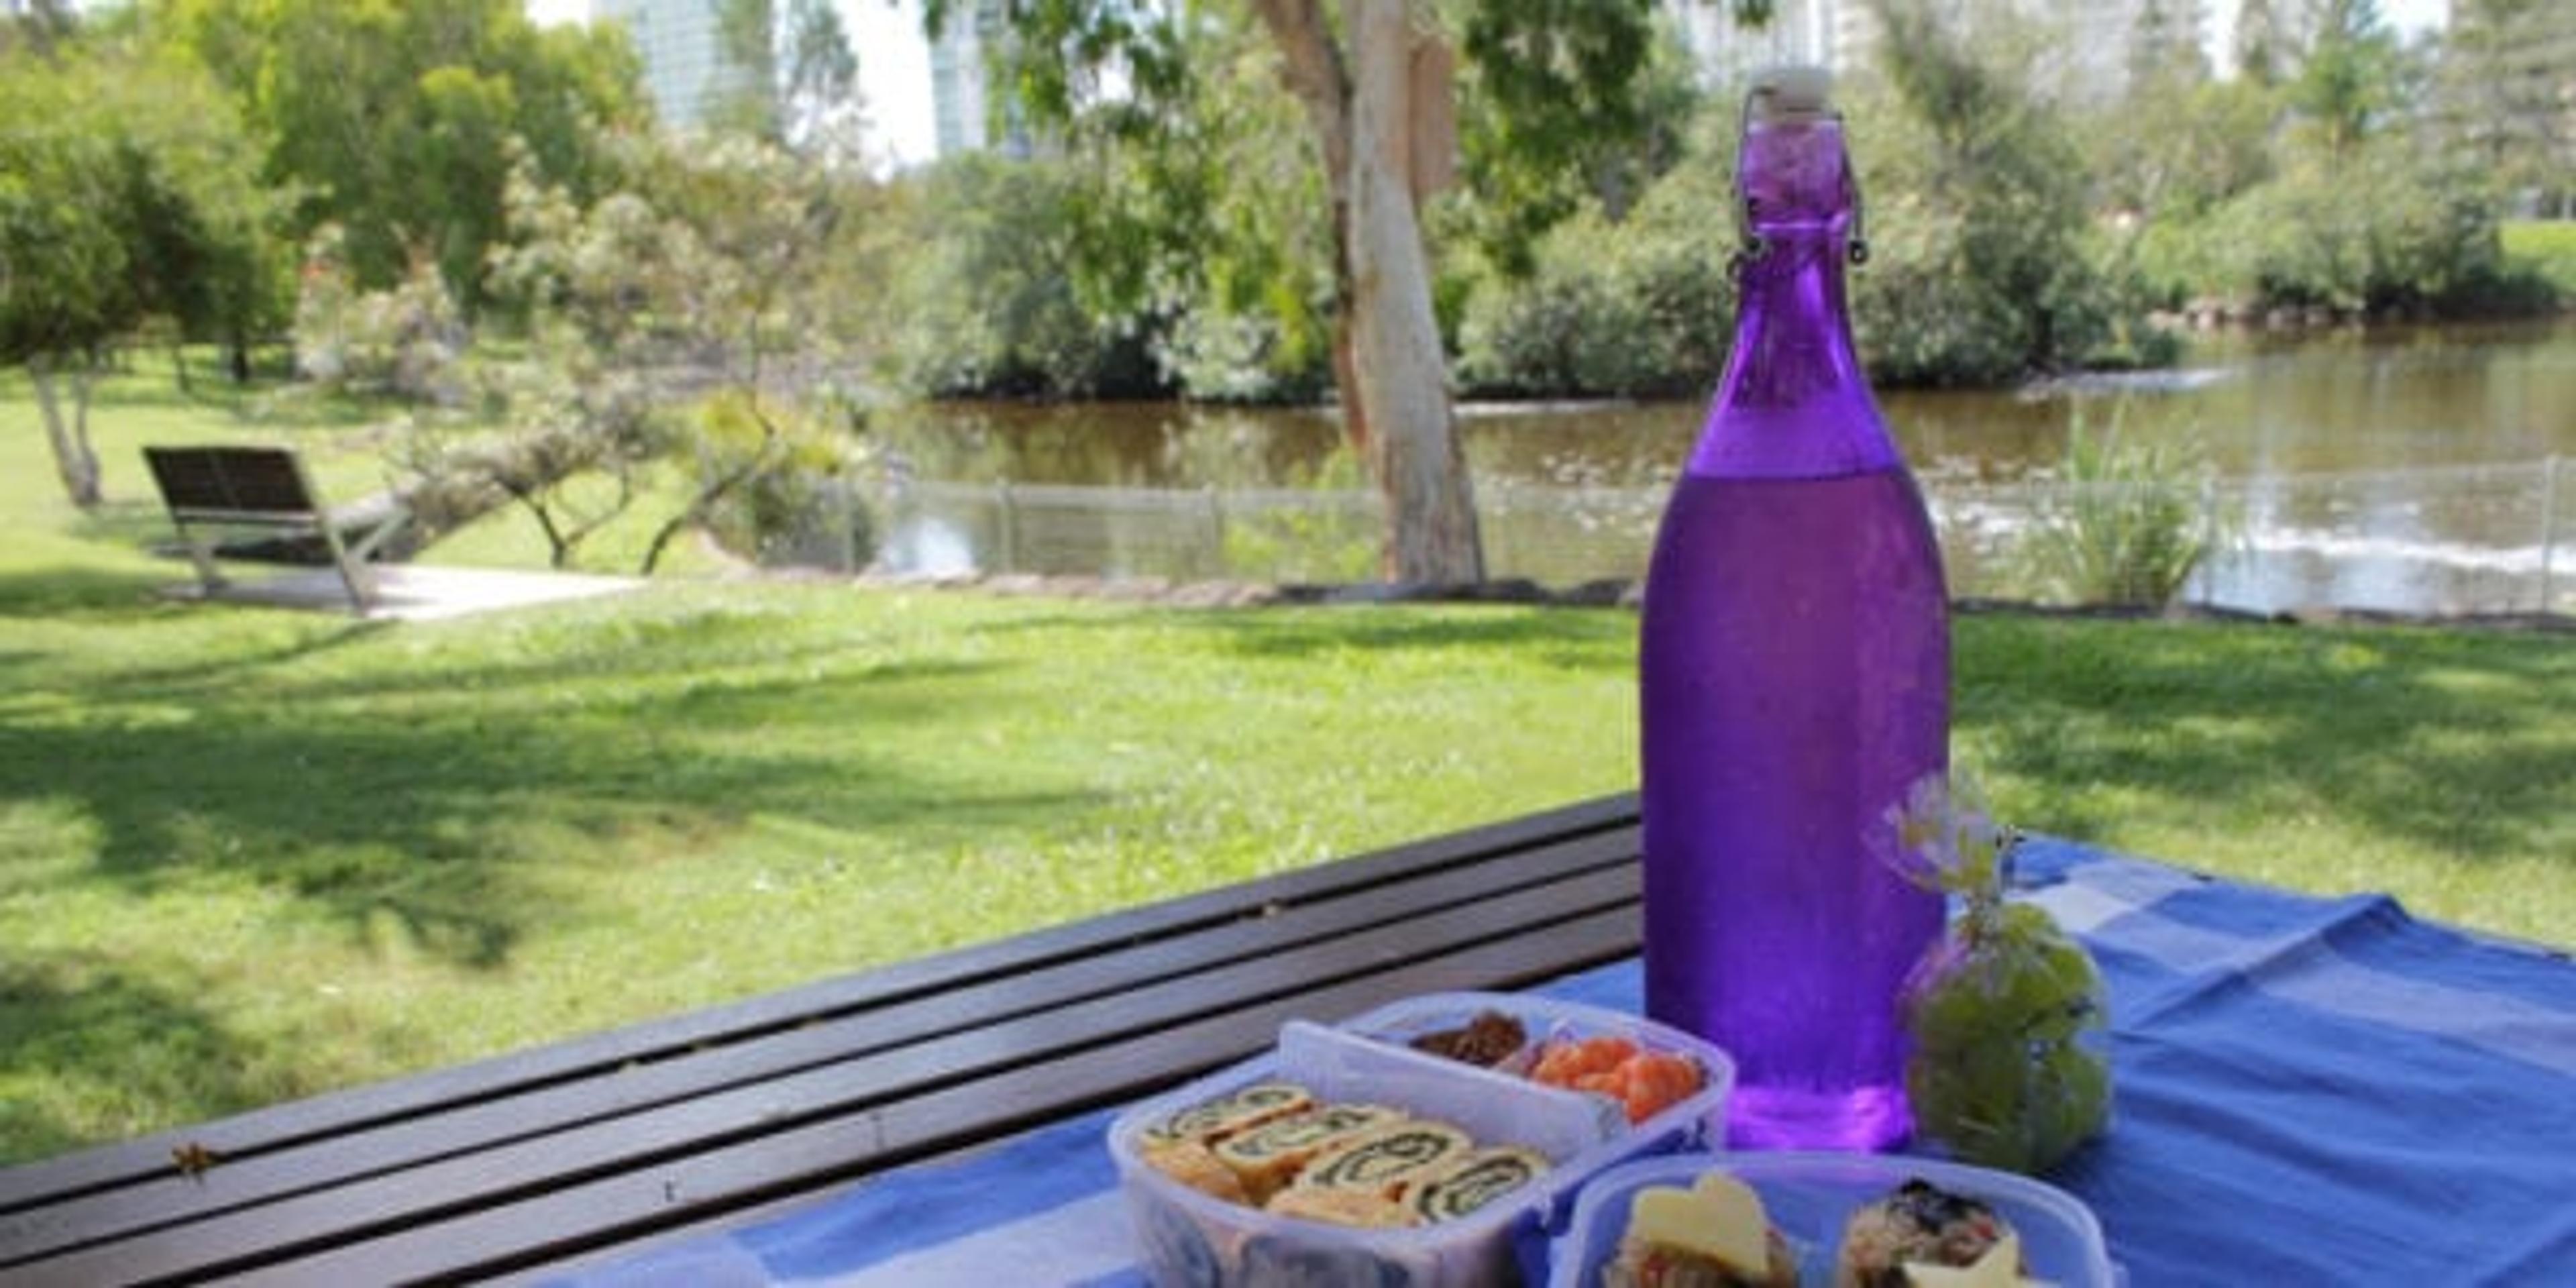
164, 564, 644, 623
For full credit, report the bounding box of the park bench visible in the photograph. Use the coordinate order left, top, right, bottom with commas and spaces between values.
142, 445, 411, 614
0, 795, 1647, 1286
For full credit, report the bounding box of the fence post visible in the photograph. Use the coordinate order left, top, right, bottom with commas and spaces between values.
2540, 456, 2562, 616
996, 480, 1018, 576
838, 472, 861, 574
1203, 486, 1226, 579
2196, 474, 2220, 608
1483, 482, 1506, 579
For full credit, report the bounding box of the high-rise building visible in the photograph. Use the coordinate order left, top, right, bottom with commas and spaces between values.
1662, 0, 1842, 87
929, 0, 1030, 158
1825, 0, 2212, 104
596, 0, 755, 131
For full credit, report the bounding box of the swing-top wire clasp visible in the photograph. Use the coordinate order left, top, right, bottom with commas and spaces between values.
1729, 83, 1871, 278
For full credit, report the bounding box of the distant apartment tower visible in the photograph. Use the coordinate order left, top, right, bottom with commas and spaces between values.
1829, 0, 2208, 103
1662, 0, 1841, 87
597, 0, 755, 131
930, 0, 1031, 158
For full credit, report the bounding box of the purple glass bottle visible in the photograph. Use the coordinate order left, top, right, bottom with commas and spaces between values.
1639, 68, 1949, 1152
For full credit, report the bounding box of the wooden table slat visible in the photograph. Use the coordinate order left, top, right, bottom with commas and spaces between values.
233, 908, 1646, 1287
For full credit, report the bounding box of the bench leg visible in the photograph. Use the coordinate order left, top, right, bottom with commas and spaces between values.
176, 523, 229, 594
320, 525, 376, 615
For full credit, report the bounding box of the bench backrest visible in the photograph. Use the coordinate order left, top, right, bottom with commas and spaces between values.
143, 446, 321, 520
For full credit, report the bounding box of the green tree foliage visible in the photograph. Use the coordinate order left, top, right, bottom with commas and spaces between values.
0, 60, 121, 506
2194, 138, 2506, 314
1452, 205, 1737, 398
2130, 0, 2531, 318
154, 0, 644, 308
888, 154, 1164, 400
1007, 12, 1335, 404
1, 39, 282, 505
1462, 23, 2170, 399
2290, 0, 2402, 165
1449, 1, 1699, 279
2089, 75, 2277, 227
1453, 102, 1737, 398
1843, 1, 2124, 384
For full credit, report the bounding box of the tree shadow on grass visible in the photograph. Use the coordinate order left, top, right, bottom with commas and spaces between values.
0, 606, 1090, 1163
1957, 616, 2576, 867
0, 567, 183, 619
0, 957, 259, 1165
1, 633, 1078, 973
62, 500, 172, 551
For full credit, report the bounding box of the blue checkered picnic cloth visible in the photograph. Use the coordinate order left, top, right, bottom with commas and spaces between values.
561, 839, 2576, 1286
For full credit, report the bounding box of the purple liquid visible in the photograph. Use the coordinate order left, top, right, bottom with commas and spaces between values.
1640, 468, 1948, 1150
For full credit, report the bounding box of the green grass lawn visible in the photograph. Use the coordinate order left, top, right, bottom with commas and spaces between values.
3, 360, 2571, 1165
2502, 219, 2576, 299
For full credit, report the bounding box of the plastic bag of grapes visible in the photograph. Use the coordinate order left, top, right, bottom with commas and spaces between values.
1887, 778, 2111, 1174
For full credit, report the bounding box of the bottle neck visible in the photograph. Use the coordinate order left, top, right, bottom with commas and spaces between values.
1718, 227, 1868, 413
1688, 129, 1900, 481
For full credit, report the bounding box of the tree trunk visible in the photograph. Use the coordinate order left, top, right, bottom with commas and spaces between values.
641, 419, 782, 575
1252, 0, 1365, 455
1344, 0, 1481, 583
1257, 0, 1482, 584
28, 352, 103, 508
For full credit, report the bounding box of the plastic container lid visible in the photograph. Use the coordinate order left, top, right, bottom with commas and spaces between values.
1548, 1151, 2117, 1288
1109, 991, 1737, 1288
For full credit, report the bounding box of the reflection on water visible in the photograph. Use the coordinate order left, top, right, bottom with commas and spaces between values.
876, 319, 2576, 486
879, 512, 977, 578
851, 319, 2575, 614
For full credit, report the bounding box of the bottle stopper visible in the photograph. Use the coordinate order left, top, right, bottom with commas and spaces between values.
1746, 66, 1834, 124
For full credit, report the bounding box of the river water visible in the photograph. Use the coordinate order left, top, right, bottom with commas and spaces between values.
859, 319, 2575, 614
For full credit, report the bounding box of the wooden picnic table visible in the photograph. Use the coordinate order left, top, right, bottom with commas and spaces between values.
0, 795, 1648, 1286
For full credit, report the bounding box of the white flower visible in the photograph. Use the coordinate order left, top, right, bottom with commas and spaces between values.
1882, 771, 2016, 904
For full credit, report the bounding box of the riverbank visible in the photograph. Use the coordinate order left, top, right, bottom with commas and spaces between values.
849, 566, 2576, 634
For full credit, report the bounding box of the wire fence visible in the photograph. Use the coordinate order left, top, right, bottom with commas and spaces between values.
765, 458, 2571, 617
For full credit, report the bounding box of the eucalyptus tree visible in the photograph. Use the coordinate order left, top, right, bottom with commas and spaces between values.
930, 0, 1754, 584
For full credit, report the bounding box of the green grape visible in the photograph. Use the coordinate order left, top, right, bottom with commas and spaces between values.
1904, 908, 2112, 1173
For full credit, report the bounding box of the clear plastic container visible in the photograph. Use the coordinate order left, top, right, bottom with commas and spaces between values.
1547, 1151, 2116, 1288
1108, 991, 1737, 1288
